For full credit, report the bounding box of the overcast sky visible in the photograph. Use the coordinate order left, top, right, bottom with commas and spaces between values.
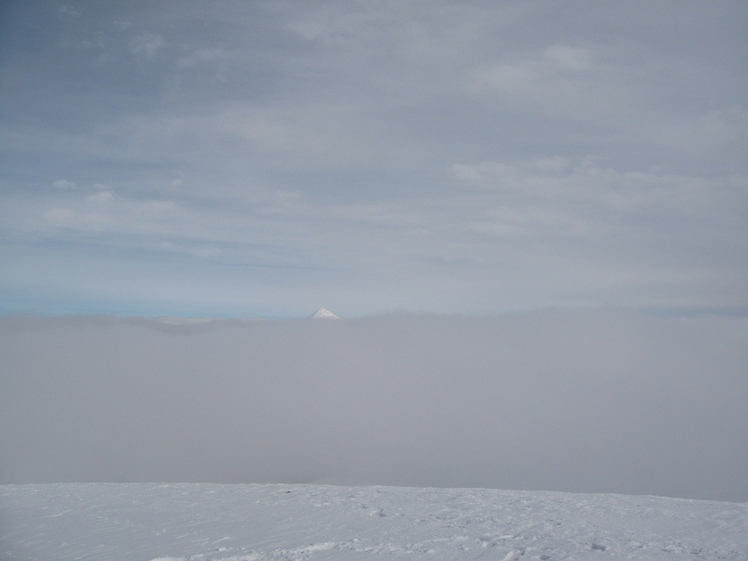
1, 2, 746, 317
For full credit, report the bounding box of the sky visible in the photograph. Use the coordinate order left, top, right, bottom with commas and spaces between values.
1, 1, 747, 318
2, 312, 747, 501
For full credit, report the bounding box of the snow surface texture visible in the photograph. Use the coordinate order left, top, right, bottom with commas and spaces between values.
1, 483, 746, 561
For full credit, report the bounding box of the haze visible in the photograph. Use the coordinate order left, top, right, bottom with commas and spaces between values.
2, 311, 746, 502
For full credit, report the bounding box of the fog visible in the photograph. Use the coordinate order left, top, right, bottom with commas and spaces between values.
1, 311, 746, 501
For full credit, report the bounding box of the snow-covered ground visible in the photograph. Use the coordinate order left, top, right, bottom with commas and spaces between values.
1, 483, 746, 560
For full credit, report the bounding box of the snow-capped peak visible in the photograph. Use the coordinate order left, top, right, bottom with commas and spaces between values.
309, 308, 341, 319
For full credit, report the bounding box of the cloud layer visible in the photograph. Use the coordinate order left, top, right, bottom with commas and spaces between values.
2, 312, 746, 501
0, 2, 746, 316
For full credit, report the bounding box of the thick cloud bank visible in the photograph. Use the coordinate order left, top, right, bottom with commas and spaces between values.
1, 311, 746, 501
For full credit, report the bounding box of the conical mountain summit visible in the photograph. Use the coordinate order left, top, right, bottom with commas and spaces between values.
309, 308, 341, 319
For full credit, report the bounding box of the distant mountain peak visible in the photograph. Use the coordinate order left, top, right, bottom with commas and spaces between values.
309, 308, 341, 319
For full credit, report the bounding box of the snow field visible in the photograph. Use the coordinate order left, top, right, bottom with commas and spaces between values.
1, 483, 746, 560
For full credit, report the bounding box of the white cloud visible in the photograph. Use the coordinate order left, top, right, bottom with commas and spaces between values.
112, 18, 131, 30
452, 158, 718, 216
470, 43, 645, 133
176, 48, 229, 69
42, 206, 109, 232
542, 45, 594, 72
42, 207, 75, 226
87, 190, 115, 207
475, 45, 598, 97
471, 206, 591, 238
37, 189, 189, 240
52, 179, 76, 189
130, 33, 165, 58
649, 104, 748, 162
224, 104, 377, 168
57, 4, 81, 19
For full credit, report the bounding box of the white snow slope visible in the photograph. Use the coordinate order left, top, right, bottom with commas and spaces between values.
1, 483, 746, 561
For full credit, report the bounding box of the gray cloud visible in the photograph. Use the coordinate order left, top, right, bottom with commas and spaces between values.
1, 312, 746, 501
0, 1, 746, 317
